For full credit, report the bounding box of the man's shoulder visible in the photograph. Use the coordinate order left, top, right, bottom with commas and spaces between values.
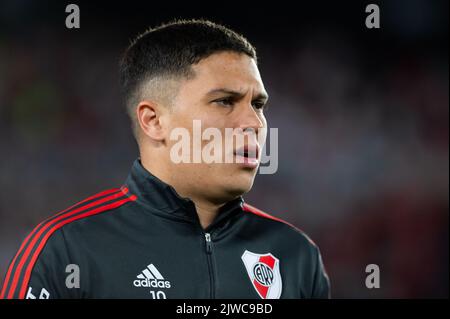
25, 186, 138, 262
242, 203, 320, 251
33, 186, 137, 244
0, 187, 137, 299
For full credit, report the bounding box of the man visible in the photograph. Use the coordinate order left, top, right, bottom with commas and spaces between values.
1, 19, 330, 299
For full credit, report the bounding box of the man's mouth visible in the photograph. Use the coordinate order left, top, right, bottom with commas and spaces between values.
234, 145, 259, 168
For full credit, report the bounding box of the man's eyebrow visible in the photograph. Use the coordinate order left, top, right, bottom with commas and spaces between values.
206, 88, 269, 101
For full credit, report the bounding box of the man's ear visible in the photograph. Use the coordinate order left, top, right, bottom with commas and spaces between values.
136, 100, 166, 141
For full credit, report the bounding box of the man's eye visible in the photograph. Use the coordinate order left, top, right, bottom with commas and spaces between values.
252, 101, 267, 110
214, 98, 234, 107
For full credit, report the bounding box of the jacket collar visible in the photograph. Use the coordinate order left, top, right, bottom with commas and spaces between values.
124, 159, 244, 228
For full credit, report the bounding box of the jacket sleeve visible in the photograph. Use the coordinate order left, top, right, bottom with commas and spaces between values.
1, 228, 75, 299
311, 246, 331, 299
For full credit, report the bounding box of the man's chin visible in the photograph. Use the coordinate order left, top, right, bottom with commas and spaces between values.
204, 165, 258, 201
226, 172, 257, 197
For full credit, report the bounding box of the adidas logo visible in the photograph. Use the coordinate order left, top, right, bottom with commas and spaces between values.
133, 264, 171, 289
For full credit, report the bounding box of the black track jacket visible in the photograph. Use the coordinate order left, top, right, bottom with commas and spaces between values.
1, 159, 330, 299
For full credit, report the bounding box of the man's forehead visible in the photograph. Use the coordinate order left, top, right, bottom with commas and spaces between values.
191, 52, 266, 94
205, 87, 269, 101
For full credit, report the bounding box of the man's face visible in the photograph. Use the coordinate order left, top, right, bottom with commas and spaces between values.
164, 51, 268, 203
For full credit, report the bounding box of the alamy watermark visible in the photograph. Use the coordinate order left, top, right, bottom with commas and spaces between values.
169, 120, 278, 174
365, 4, 380, 29
365, 263, 380, 289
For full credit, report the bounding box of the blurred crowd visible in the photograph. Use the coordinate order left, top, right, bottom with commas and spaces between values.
0, 1, 448, 298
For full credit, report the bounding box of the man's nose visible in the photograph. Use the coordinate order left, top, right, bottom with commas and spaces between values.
237, 102, 265, 132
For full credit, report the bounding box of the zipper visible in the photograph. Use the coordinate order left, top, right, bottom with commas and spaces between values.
205, 233, 212, 254
204, 232, 215, 298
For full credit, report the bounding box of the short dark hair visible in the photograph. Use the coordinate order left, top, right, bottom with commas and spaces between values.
119, 19, 257, 138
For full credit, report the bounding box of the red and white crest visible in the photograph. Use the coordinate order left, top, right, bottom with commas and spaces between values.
241, 250, 282, 299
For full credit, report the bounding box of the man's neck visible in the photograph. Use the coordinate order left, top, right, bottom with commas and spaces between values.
140, 156, 222, 229
190, 198, 223, 229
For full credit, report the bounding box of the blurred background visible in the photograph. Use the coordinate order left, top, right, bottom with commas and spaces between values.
0, 0, 448, 298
